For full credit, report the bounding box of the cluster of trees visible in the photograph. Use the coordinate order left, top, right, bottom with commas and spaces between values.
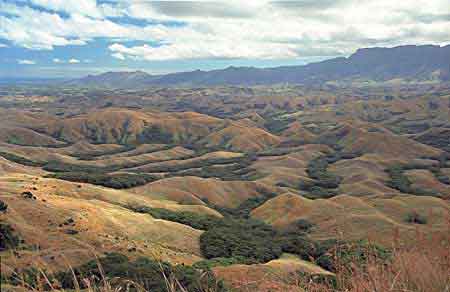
47, 172, 158, 189
137, 125, 173, 144
73, 145, 137, 160
211, 189, 277, 218
127, 205, 223, 230
0, 152, 45, 167
172, 162, 257, 181
300, 152, 348, 199
43, 161, 108, 173
6, 253, 227, 292
0, 223, 21, 251
0, 200, 7, 212
385, 163, 445, 196
135, 154, 255, 174
406, 211, 427, 224
200, 218, 282, 263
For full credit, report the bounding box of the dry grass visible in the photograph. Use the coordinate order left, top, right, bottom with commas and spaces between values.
2, 217, 449, 292
296, 225, 450, 292
339, 230, 450, 292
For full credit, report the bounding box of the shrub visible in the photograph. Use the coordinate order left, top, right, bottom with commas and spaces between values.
46, 172, 158, 189
0, 223, 21, 250
0, 200, 7, 212
43, 161, 107, 173
137, 125, 173, 144
406, 212, 427, 224
278, 236, 316, 260
52, 253, 227, 292
0, 152, 44, 167
200, 219, 282, 263
302, 153, 343, 198
283, 219, 315, 234
127, 205, 224, 230
313, 240, 390, 273
193, 257, 247, 270
386, 165, 437, 196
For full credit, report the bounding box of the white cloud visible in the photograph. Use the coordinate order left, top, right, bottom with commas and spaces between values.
18, 59, 36, 65
111, 52, 125, 60
68, 58, 80, 63
29, 0, 102, 18
0, 43, 7, 48
53, 58, 62, 63
1, 1, 450, 61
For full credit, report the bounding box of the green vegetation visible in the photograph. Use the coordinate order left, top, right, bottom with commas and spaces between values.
415, 130, 450, 152
211, 188, 277, 218
0, 151, 45, 167
72, 145, 137, 160
193, 257, 247, 270
135, 154, 256, 174
7, 253, 227, 291
0, 200, 7, 213
199, 218, 282, 263
300, 151, 355, 198
137, 125, 173, 144
264, 115, 294, 135
0, 223, 21, 251
43, 160, 108, 173
127, 205, 223, 230
313, 239, 390, 272
385, 164, 442, 196
46, 172, 158, 189
406, 211, 427, 224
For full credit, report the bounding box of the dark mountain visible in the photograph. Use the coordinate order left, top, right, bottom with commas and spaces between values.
68, 45, 450, 87
66, 70, 157, 88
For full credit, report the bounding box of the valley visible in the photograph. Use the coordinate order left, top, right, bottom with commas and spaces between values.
0, 79, 449, 291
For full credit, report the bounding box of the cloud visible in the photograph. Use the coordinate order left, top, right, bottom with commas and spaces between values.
0, 43, 7, 48
53, 58, 62, 63
29, 0, 102, 18
1, 0, 450, 61
68, 58, 80, 63
145, 2, 257, 19
111, 52, 126, 60
17, 59, 36, 65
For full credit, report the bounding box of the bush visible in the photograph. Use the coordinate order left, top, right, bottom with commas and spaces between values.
278, 236, 316, 260
0, 200, 7, 212
52, 253, 227, 292
0, 223, 21, 250
137, 125, 173, 144
315, 240, 391, 272
213, 189, 277, 218
43, 161, 108, 173
386, 165, 437, 196
406, 212, 427, 224
47, 172, 158, 189
200, 219, 282, 263
193, 257, 248, 270
282, 219, 315, 234
0, 152, 44, 167
127, 205, 224, 230
302, 153, 343, 198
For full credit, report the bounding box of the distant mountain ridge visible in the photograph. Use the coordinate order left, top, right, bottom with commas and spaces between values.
68, 45, 450, 87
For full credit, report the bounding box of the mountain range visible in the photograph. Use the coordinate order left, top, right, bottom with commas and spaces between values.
68, 44, 450, 87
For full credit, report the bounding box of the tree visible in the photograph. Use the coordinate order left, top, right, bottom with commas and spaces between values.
0, 200, 7, 213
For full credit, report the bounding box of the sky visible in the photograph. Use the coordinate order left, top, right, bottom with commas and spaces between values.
0, 0, 449, 78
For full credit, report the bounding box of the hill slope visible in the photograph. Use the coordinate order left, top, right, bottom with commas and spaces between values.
68, 45, 450, 87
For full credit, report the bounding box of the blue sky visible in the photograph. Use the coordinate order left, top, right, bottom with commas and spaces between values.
1, 0, 449, 78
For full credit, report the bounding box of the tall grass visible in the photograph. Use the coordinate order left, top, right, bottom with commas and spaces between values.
2, 228, 449, 292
